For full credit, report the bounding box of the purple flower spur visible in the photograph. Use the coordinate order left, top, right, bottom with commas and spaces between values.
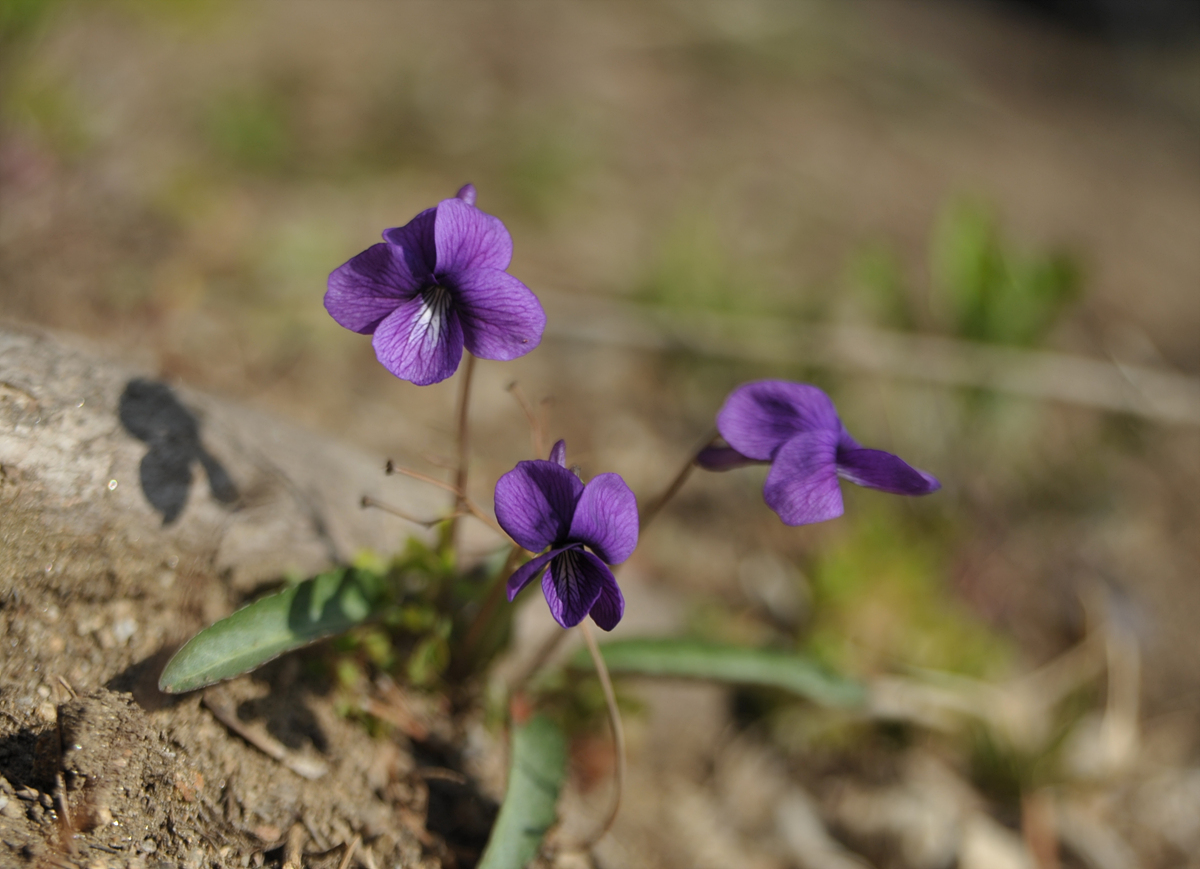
325, 184, 546, 386
494, 440, 638, 630
697, 380, 940, 526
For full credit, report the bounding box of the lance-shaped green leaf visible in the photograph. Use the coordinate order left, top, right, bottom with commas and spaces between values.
573, 637, 865, 709
478, 715, 567, 869
159, 567, 387, 693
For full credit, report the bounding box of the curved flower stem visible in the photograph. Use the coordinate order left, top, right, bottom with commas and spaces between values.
578, 620, 626, 850
506, 381, 546, 458
638, 428, 717, 533
448, 352, 477, 556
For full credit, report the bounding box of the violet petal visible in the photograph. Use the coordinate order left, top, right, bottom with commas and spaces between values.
568, 473, 638, 565
717, 380, 841, 461
455, 183, 477, 205
325, 243, 422, 335
695, 444, 759, 471
762, 430, 845, 526
450, 268, 546, 361
433, 197, 513, 273
542, 548, 608, 629
381, 207, 438, 279
549, 439, 567, 467
837, 447, 941, 496
506, 548, 561, 602
494, 460, 584, 552
588, 568, 625, 631
370, 290, 463, 385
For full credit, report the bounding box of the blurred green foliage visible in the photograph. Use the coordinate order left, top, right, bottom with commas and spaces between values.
845, 242, 914, 330
320, 534, 526, 714
638, 209, 761, 312
803, 505, 1012, 679
2, 69, 89, 158
848, 198, 1081, 345
931, 198, 1080, 345
496, 121, 584, 223
0, 0, 55, 48
205, 87, 296, 174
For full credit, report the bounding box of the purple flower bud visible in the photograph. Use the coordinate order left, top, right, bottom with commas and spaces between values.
704, 380, 940, 526
494, 442, 638, 630
324, 186, 545, 385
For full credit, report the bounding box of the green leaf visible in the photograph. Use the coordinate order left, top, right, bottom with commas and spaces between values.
159, 567, 387, 693
478, 715, 567, 869
574, 638, 866, 709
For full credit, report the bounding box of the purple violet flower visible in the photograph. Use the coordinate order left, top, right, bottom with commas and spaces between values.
324, 184, 546, 386
697, 380, 940, 526
494, 440, 638, 630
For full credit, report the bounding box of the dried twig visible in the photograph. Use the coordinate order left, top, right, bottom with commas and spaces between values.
282, 823, 306, 869
336, 836, 361, 869
202, 693, 327, 780
384, 461, 506, 537
360, 495, 461, 529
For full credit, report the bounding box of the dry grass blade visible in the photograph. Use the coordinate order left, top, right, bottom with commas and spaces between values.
202, 693, 328, 780
542, 292, 1200, 426
336, 836, 361, 869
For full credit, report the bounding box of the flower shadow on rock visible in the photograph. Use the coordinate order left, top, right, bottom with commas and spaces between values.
118, 379, 239, 525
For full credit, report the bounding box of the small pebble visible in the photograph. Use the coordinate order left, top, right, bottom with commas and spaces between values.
112, 617, 138, 644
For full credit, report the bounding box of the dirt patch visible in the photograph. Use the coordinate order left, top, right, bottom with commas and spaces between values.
0, 325, 493, 868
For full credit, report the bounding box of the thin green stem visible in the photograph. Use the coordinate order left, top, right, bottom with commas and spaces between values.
579, 621, 626, 849
638, 428, 717, 533
447, 352, 477, 556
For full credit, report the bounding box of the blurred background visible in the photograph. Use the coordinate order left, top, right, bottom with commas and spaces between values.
2, 1, 1199, 866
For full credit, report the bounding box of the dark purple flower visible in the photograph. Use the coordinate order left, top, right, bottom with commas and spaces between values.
697, 380, 940, 526
324, 184, 546, 386
494, 440, 638, 630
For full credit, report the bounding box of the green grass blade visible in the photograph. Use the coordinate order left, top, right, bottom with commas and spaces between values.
159, 567, 385, 693
575, 637, 866, 709
478, 715, 567, 869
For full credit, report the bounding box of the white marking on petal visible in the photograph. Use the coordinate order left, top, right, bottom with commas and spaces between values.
413, 285, 453, 347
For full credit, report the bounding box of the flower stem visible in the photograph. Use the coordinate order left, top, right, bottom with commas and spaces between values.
638, 428, 717, 532
579, 620, 626, 849
447, 352, 477, 557
506, 380, 546, 458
